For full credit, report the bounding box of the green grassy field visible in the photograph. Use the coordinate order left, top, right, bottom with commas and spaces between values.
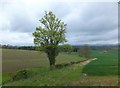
82, 50, 118, 76
1, 49, 118, 86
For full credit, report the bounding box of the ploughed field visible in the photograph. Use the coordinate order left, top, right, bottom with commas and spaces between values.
2, 49, 82, 73
1, 49, 118, 86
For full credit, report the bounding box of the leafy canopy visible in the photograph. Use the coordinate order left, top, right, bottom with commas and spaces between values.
33, 11, 67, 49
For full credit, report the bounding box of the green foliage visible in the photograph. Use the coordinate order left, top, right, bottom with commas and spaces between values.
12, 69, 32, 81
33, 11, 67, 67
59, 44, 73, 53
32, 11, 67, 46
2, 73, 10, 84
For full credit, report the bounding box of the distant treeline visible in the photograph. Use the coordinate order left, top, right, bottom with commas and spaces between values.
73, 45, 118, 52
0, 45, 36, 50
0, 44, 118, 52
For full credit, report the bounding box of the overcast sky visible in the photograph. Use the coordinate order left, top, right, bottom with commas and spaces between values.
0, 0, 118, 46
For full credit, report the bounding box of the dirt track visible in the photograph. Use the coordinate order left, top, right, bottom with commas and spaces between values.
78, 58, 97, 66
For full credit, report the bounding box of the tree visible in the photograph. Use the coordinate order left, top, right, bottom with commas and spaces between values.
59, 44, 72, 53
33, 11, 67, 69
80, 44, 91, 59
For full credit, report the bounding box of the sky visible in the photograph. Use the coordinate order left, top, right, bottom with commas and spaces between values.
0, 0, 119, 46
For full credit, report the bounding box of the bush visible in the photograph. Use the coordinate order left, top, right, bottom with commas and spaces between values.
55, 63, 71, 69
70, 61, 75, 65
58, 44, 73, 53
12, 69, 31, 81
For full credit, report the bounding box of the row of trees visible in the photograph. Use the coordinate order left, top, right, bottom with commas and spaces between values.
1, 45, 36, 50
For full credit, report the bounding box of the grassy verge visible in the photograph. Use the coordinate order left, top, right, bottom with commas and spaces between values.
3, 65, 83, 86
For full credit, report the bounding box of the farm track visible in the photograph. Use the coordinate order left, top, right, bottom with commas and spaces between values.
76, 58, 97, 66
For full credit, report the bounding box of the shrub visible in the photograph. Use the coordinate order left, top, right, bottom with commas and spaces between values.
12, 69, 31, 81
55, 63, 71, 69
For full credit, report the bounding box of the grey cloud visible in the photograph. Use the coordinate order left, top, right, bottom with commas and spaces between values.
66, 2, 117, 35
10, 15, 36, 32
0, 1, 118, 45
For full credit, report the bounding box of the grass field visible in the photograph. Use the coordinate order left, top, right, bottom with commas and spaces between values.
82, 50, 118, 76
1, 49, 118, 86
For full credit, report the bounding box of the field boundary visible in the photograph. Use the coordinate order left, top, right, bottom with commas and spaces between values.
80, 58, 97, 66
55, 58, 97, 69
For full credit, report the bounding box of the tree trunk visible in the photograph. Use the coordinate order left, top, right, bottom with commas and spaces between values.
46, 48, 56, 70
49, 57, 55, 70
45, 45, 59, 70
